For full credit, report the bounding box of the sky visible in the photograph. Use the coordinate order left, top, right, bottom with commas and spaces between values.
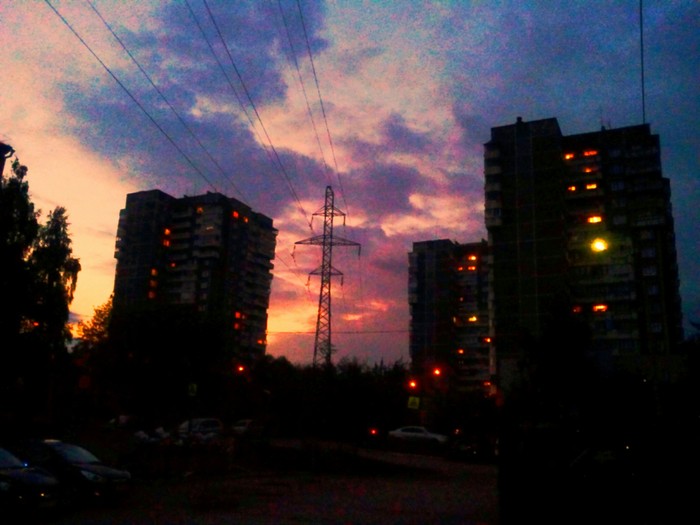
1, 0, 698, 365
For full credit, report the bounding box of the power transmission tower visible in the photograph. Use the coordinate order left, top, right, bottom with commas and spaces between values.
296, 186, 360, 367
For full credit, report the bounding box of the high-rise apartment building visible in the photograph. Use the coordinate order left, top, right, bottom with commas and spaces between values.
113, 190, 277, 362
484, 117, 683, 391
408, 239, 490, 394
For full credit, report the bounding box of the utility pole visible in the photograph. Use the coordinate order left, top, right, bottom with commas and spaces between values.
296, 186, 360, 367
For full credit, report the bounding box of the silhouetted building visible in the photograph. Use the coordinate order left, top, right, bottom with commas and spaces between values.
113, 189, 277, 362
408, 239, 490, 394
484, 117, 683, 393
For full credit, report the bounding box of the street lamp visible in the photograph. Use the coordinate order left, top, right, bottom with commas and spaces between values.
591, 238, 608, 252
0, 141, 15, 177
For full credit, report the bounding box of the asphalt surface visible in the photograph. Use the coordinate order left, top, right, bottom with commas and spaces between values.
34, 442, 499, 525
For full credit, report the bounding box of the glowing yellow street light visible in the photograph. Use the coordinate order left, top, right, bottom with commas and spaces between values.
591, 238, 608, 252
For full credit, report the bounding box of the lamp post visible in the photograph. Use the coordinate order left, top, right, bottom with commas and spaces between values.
0, 141, 15, 177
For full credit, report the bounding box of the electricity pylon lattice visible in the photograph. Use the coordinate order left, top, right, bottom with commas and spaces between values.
296, 186, 360, 367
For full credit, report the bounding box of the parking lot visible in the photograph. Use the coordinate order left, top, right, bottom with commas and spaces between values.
42, 441, 499, 525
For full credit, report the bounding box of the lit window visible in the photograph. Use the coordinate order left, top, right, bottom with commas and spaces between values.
196, 207, 204, 214
150, 268, 158, 276
457, 349, 465, 355
586, 183, 597, 190
467, 266, 476, 271
162, 239, 171, 247
587, 216, 603, 224
468, 255, 477, 261
484, 337, 492, 343
170, 262, 176, 268
148, 291, 156, 299
232, 210, 239, 218
567, 185, 577, 192
149, 280, 157, 288
564, 153, 575, 160
468, 315, 478, 322
584, 167, 595, 173
235, 311, 242, 319
233, 323, 240, 330
457, 266, 464, 271
432, 368, 442, 376
593, 304, 608, 312
572, 305, 582, 313
583, 150, 598, 157
164, 228, 171, 235
244, 217, 249, 223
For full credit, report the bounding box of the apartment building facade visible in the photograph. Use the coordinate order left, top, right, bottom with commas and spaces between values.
408, 239, 490, 395
113, 189, 277, 362
484, 117, 683, 392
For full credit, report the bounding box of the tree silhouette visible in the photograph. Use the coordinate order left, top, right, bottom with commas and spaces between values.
0, 159, 39, 383
0, 156, 80, 428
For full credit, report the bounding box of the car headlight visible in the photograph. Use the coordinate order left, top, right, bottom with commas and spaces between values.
80, 470, 104, 482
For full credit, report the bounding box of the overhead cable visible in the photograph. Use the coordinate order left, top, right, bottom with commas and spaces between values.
276, 0, 333, 188
44, 0, 219, 192
202, 0, 313, 231
86, 0, 248, 201
295, 0, 348, 215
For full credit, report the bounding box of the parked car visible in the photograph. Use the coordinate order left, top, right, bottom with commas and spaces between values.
8, 439, 131, 504
177, 418, 224, 442
232, 419, 254, 436
387, 426, 449, 446
0, 446, 60, 513
231, 419, 268, 438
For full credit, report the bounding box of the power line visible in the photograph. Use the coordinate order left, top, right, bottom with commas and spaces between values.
295, 0, 348, 215
202, 0, 313, 231
276, 0, 333, 188
270, 330, 408, 335
85, 0, 248, 201
44, 0, 219, 193
183, 0, 263, 149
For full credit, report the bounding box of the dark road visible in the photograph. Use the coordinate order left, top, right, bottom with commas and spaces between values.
44, 445, 499, 525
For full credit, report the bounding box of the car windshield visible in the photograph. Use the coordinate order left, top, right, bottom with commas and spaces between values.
0, 448, 25, 468
48, 442, 100, 464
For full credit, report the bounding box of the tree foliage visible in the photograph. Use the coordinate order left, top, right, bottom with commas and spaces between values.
76, 294, 113, 348
0, 159, 39, 354
0, 155, 81, 422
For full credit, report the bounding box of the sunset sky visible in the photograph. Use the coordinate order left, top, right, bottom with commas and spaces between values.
1, 1, 698, 365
